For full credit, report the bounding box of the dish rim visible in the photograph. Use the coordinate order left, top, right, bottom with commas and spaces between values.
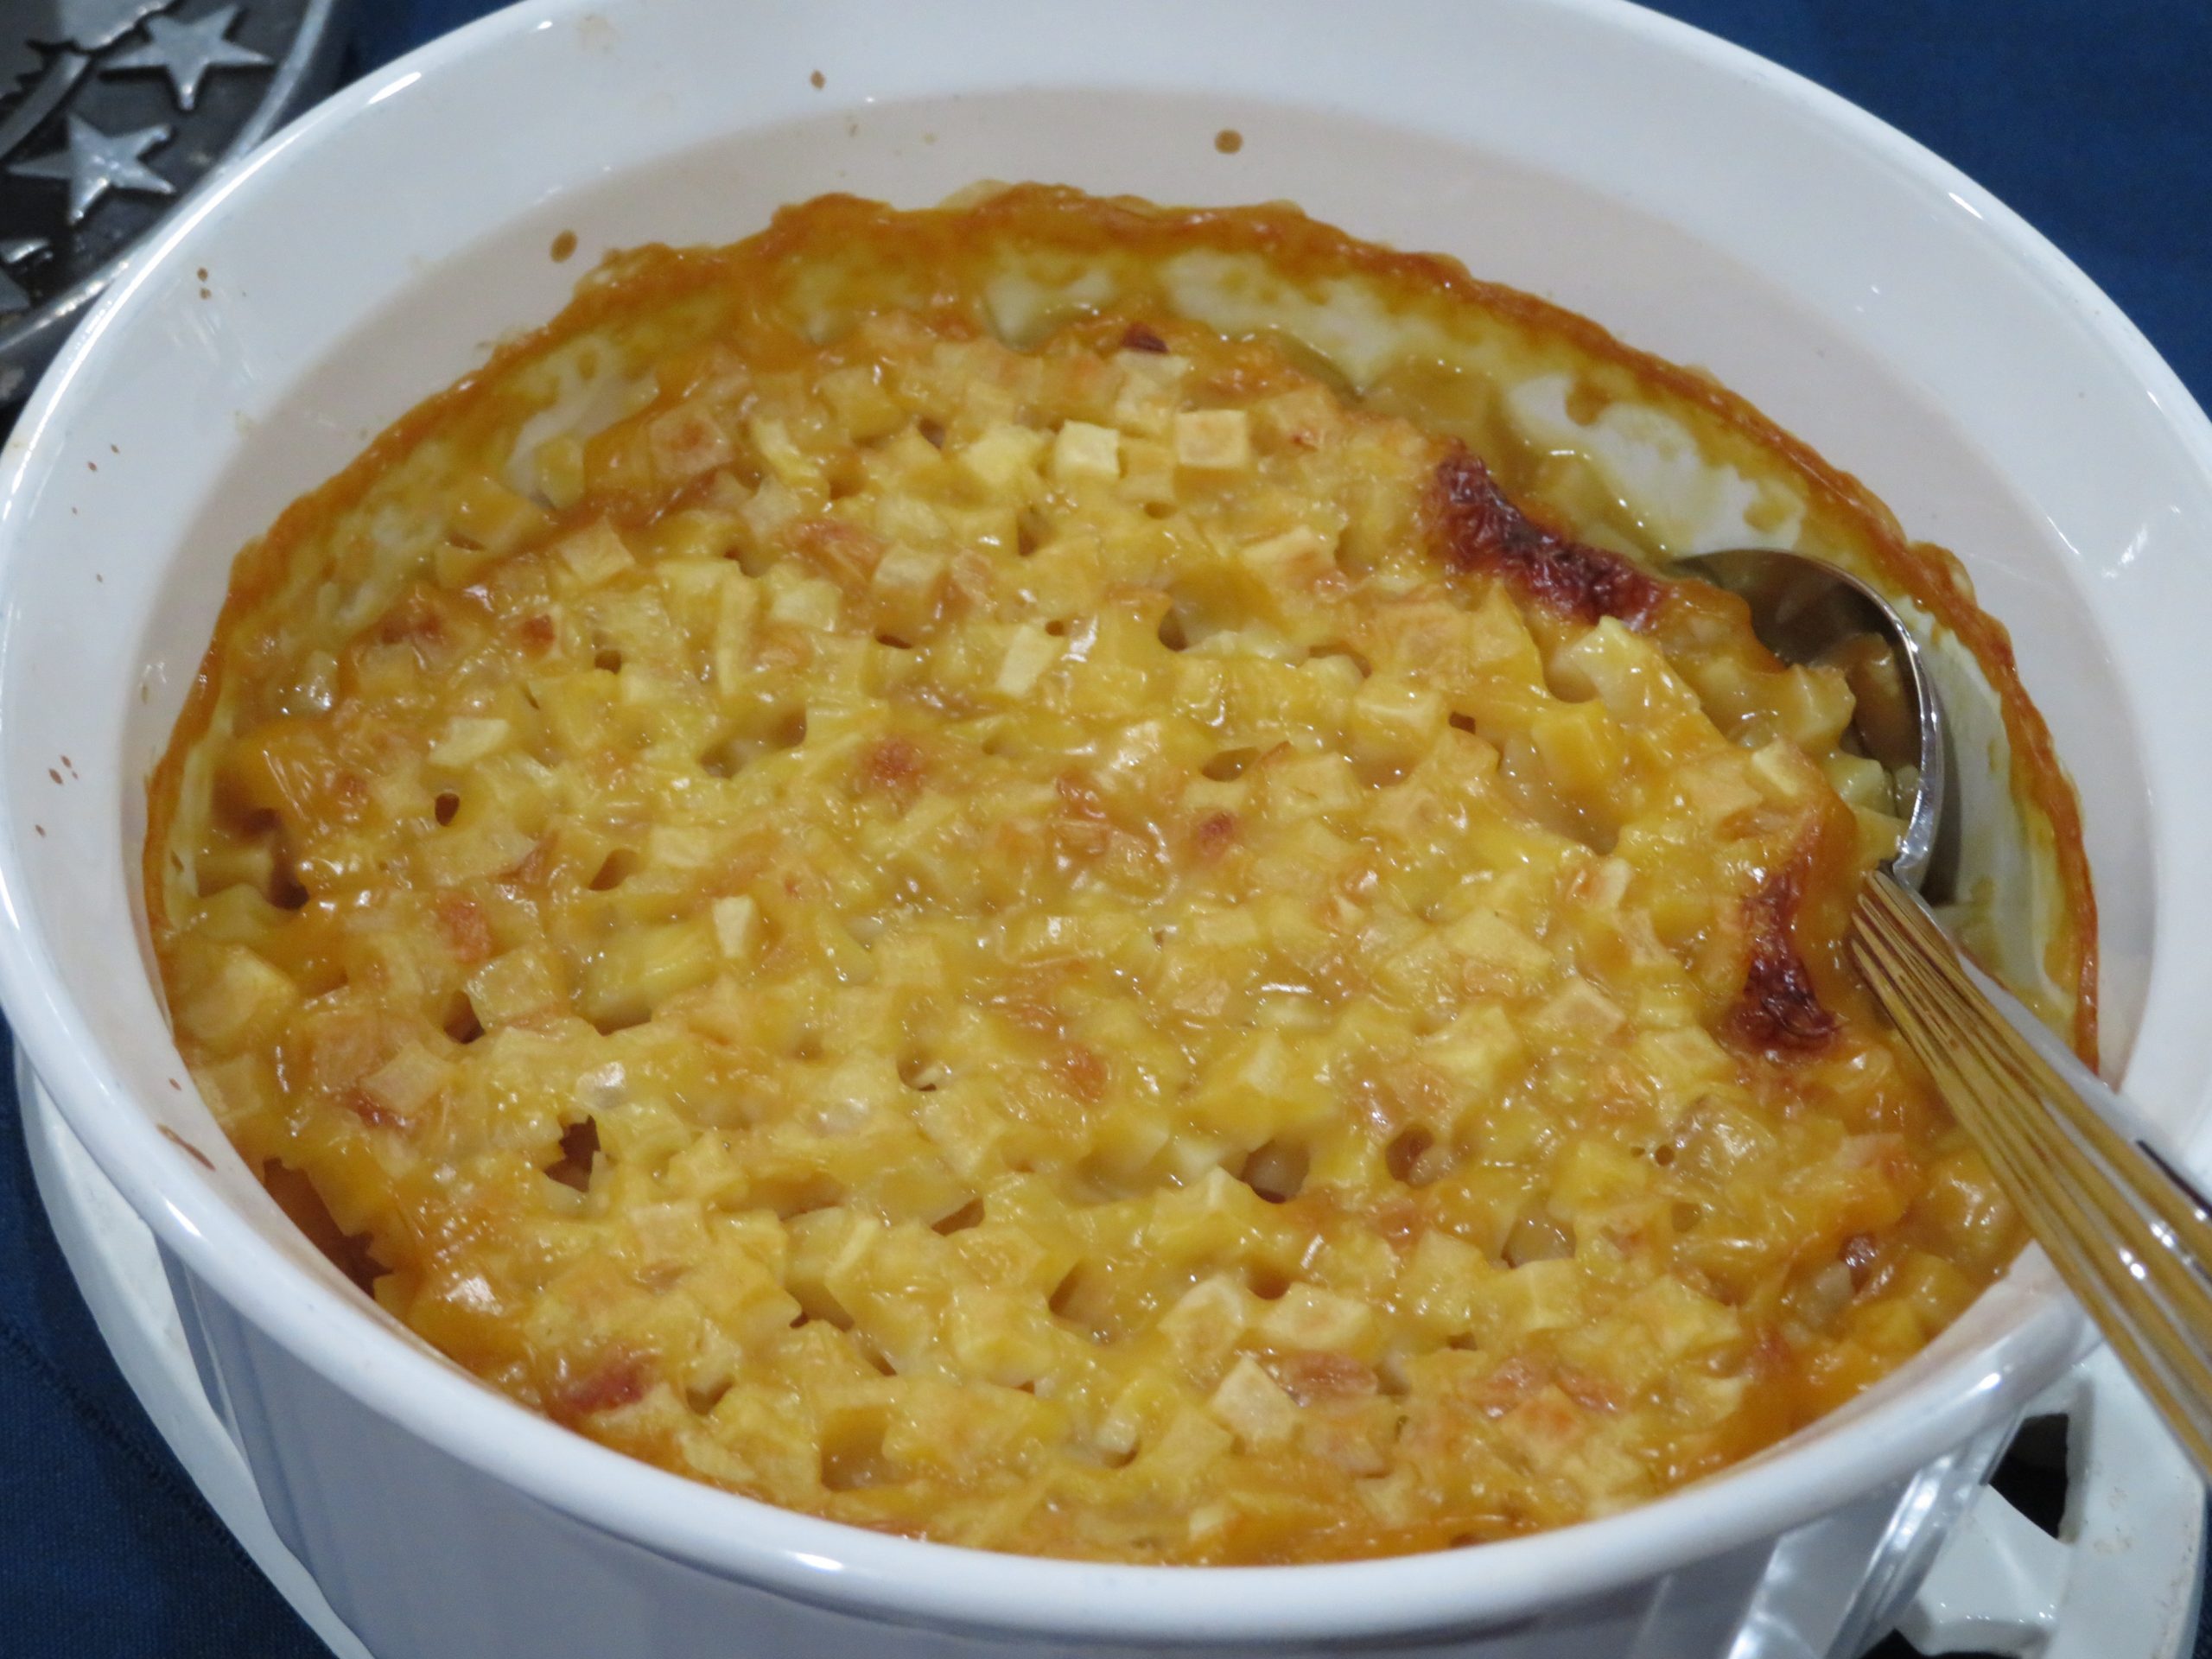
2, 0, 2205, 1640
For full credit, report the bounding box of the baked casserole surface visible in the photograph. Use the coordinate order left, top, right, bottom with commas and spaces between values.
146, 188, 2091, 1564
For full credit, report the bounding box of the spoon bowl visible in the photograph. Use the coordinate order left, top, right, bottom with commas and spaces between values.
1682, 548, 1947, 889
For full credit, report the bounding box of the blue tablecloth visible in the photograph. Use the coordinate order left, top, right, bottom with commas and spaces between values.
3, 3, 2208, 1654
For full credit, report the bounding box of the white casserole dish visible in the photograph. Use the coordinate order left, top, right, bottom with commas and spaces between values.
3, 2, 2209, 1653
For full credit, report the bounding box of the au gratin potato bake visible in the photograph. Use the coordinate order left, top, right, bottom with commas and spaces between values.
147, 188, 2094, 1565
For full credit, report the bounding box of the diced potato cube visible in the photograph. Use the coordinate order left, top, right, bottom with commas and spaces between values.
1548, 1138, 1650, 1221
1680, 756, 1764, 828
1190, 907, 1261, 950
1208, 1356, 1299, 1446
871, 543, 948, 627
1463, 585, 1543, 672
1531, 977, 1627, 1044
1495, 1387, 1587, 1471
741, 479, 801, 541
433, 540, 501, 589
1827, 752, 1894, 812
1232, 1031, 1290, 1093
1139, 1407, 1234, 1484
874, 490, 947, 547
816, 365, 906, 441
177, 945, 297, 1050
767, 573, 841, 630
1351, 673, 1445, 764
1531, 702, 1624, 802
1117, 439, 1178, 505
650, 404, 735, 483
1158, 1274, 1251, 1370
415, 825, 538, 887
359, 1041, 450, 1122
1446, 909, 1554, 996
955, 423, 1049, 493
1355, 1468, 1421, 1526
995, 624, 1062, 696
1632, 1027, 1733, 1117
1173, 410, 1252, 471
816, 1055, 901, 1133
1773, 663, 1855, 752
466, 946, 564, 1027
1625, 1274, 1743, 1362
1116, 348, 1190, 385
744, 416, 817, 491
1051, 421, 1121, 484
1240, 525, 1334, 585
1252, 385, 1340, 450
1399, 1230, 1493, 1337
713, 569, 759, 686
448, 472, 550, 556
945, 1288, 1058, 1387
535, 435, 587, 512
428, 716, 511, 770
583, 918, 720, 1030
1258, 1285, 1373, 1351
1749, 738, 1821, 802
916, 1090, 1011, 1179
1426, 1003, 1525, 1101
1483, 1257, 1585, 1337
712, 894, 757, 959
553, 520, 634, 586
646, 825, 715, 868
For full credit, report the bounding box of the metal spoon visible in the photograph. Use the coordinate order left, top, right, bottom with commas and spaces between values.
1683, 547, 2212, 1478
1682, 548, 1945, 892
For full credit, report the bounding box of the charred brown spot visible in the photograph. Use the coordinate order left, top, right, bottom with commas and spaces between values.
1732, 867, 1840, 1053
790, 515, 886, 590
1465, 1354, 1548, 1418
377, 590, 449, 647
505, 834, 556, 891
1057, 1044, 1108, 1103
1747, 1320, 1796, 1380
340, 1086, 403, 1129
1273, 1351, 1379, 1407
1389, 1208, 1440, 1266
548, 1351, 650, 1419
518, 613, 556, 652
1427, 443, 1663, 626
857, 735, 925, 806
1056, 770, 1109, 820
1554, 1367, 1624, 1414
435, 893, 494, 964
1841, 1232, 1882, 1288
1192, 810, 1237, 859
1122, 322, 1169, 354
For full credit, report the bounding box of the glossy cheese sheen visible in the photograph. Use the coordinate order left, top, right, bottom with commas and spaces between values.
145, 188, 2073, 1566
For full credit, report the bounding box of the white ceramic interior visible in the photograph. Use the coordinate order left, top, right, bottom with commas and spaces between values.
2, 0, 2209, 1649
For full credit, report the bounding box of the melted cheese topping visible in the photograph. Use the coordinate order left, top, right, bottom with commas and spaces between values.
149, 189, 2053, 1565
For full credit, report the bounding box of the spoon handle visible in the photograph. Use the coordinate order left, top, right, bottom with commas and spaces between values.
1852, 871, 2212, 1475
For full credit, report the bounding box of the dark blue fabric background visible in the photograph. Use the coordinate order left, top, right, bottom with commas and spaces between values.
3, 3, 2208, 1653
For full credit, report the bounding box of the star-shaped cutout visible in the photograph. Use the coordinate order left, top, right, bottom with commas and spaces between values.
10, 114, 172, 225
108, 5, 267, 113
